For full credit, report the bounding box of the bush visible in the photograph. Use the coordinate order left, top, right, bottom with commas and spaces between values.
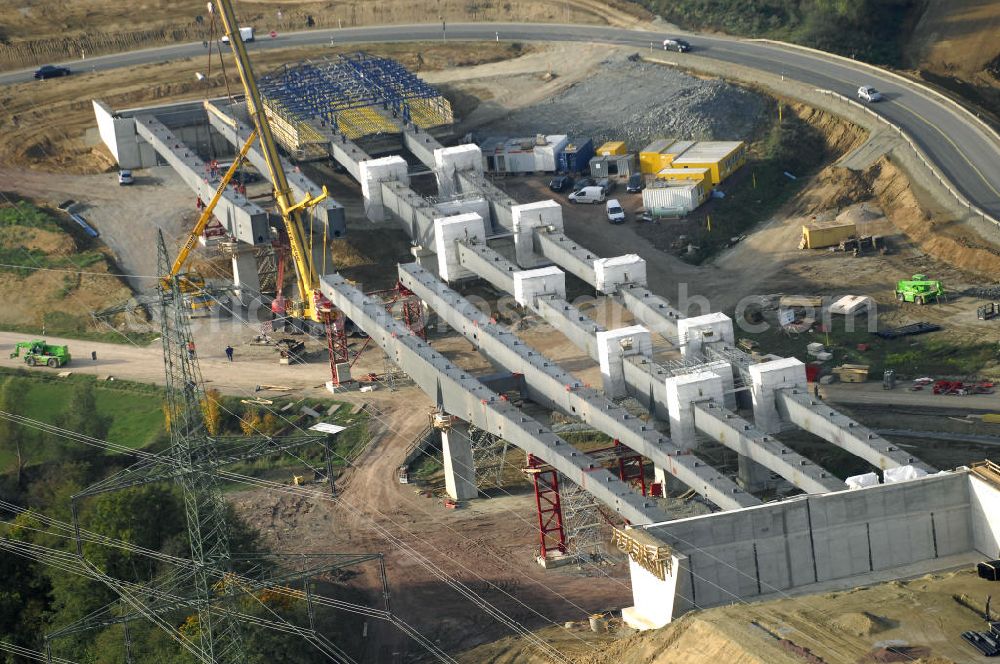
641, 0, 917, 65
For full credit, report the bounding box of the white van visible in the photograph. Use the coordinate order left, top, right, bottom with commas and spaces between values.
221, 27, 255, 43
568, 186, 606, 204
605, 199, 625, 224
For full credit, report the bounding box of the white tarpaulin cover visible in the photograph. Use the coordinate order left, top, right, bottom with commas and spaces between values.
883, 465, 928, 484
829, 295, 873, 315
845, 472, 879, 489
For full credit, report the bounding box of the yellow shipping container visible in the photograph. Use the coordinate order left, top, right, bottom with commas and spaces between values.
639, 138, 675, 175
656, 167, 710, 184
596, 140, 627, 156
801, 220, 857, 249
671, 141, 746, 184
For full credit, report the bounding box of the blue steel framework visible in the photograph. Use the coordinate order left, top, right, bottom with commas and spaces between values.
259, 52, 443, 127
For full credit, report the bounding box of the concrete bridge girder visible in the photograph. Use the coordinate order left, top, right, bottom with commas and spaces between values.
133, 114, 269, 247
397, 262, 758, 511
318, 272, 667, 524
204, 102, 347, 238
776, 388, 933, 473
693, 401, 844, 494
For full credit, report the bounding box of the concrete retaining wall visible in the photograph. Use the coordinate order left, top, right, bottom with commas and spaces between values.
970, 473, 1000, 558
633, 472, 972, 617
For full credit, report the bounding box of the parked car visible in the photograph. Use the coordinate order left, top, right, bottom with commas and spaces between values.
549, 175, 574, 192
626, 173, 644, 193
572, 177, 595, 193
857, 86, 883, 103
34, 65, 71, 80
117, 169, 134, 186
606, 199, 626, 224
596, 178, 615, 195
662, 38, 691, 53
568, 186, 606, 204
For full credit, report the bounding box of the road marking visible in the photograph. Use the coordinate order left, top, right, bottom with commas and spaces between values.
703, 41, 1000, 205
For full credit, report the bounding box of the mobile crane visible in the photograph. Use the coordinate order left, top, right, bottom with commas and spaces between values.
165, 128, 259, 306
211, 0, 332, 326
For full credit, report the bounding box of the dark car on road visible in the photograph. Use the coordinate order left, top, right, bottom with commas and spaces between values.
34, 65, 71, 80
662, 38, 691, 53
549, 175, 574, 192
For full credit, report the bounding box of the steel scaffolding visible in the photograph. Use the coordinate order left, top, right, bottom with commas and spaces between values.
258, 52, 453, 143
467, 425, 511, 490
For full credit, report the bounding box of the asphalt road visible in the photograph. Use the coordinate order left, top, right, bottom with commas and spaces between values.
4, 22, 999, 221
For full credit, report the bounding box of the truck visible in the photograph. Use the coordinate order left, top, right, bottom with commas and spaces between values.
9, 340, 71, 368
894, 274, 944, 305
221, 26, 254, 43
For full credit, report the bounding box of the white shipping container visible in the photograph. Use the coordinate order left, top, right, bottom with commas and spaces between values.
642, 183, 703, 214
534, 135, 569, 172
504, 151, 537, 174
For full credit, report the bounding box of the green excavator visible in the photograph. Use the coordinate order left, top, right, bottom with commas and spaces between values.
9, 340, 71, 368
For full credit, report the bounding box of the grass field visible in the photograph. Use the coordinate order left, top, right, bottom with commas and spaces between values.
0, 366, 369, 479
0, 368, 166, 468
740, 315, 998, 380
0, 199, 150, 344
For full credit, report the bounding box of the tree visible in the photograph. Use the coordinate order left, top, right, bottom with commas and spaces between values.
0, 514, 50, 651
56, 381, 110, 465
0, 377, 28, 484
240, 407, 263, 436
85, 485, 184, 581
201, 389, 223, 436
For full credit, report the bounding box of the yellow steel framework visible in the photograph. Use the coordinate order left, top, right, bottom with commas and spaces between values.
214, 0, 330, 323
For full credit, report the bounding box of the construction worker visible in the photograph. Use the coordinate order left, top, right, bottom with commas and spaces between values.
187, 341, 196, 360
225, 345, 234, 362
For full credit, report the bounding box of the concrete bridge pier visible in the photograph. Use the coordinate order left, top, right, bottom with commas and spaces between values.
439, 417, 478, 501
231, 246, 262, 305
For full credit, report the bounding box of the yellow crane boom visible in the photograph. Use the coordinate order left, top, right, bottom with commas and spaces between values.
213, 0, 330, 322
166, 129, 258, 282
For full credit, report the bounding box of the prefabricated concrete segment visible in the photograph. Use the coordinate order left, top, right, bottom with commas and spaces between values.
616, 283, 684, 344
692, 401, 844, 494
453, 239, 603, 361
625, 470, 978, 627
777, 389, 933, 472
434, 214, 488, 283
398, 125, 517, 232
133, 114, 269, 245
397, 262, 758, 511
622, 353, 738, 447
513, 200, 564, 268
455, 241, 516, 292
596, 326, 653, 399
204, 101, 347, 238
380, 180, 440, 248
318, 272, 667, 524
534, 296, 605, 363
535, 230, 598, 288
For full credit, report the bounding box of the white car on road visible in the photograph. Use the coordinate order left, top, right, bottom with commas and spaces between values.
858, 86, 883, 103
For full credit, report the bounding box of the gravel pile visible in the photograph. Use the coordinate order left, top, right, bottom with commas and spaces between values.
475, 54, 767, 149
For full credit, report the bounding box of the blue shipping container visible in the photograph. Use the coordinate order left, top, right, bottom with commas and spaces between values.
556, 138, 594, 173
